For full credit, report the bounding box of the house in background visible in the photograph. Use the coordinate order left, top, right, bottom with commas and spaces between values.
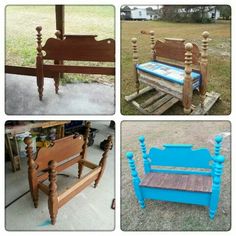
121, 6, 160, 20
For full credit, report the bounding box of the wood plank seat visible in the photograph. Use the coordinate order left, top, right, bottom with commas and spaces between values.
126, 135, 225, 219
140, 172, 212, 193
24, 121, 113, 225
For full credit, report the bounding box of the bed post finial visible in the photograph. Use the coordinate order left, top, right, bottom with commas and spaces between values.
131, 37, 140, 94
126, 152, 145, 208
139, 136, 150, 174
78, 121, 91, 178
183, 43, 193, 115
55, 30, 61, 39
36, 26, 44, 101
200, 31, 210, 108
149, 30, 155, 60
94, 135, 113, 188
209, 135, 224, 219
24, 137, 38, 208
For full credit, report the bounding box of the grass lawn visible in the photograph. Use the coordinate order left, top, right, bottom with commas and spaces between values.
121, 121, 231, 231
121, 20, 231, 115
5, 5, 115, 84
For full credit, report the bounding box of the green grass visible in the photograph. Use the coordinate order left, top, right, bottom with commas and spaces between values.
121, 20, 231, 115
121, 121, 231, 231
5, 5, 115, 84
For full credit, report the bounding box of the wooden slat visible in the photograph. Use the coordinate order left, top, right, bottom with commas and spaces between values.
125, 86, 154, 102
42, 36, 115, 62
79, 159, 98, 169
139, 72, 183, 100
153, 97, 179, 115
131, 101, 149, 114
38, 182, 49, 195
140, 91, 164, 108
43, 64, 115, 75
191, 91, 220, 115
5, 65, 58, 78
145, 94, 172, 113
58, 167, 101, 208
37, 155, 82, 182
140, 172, 212, 193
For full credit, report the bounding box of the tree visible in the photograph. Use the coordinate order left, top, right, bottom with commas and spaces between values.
218, 6, 231, 20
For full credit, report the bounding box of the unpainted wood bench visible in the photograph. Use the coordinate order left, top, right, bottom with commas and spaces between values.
24, 121, 112, 225
125, 30, 220, 115
126, 135, 224, 219
35, 26, 115, 101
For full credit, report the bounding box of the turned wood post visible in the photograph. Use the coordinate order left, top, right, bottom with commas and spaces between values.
36, 26, 44, 101
183, 43, 193, 114
138, 136, 150, 174
150, 30, 156, 60
53, 30, 62, 94
126, 152, 145, 208
48, 160, 59, 225
200, 31, 210, 108
24, 137, 38, 208
209, 135, 224, 219
94, 135, 112, 188
78, 121, 91, 178
131, 38, 139, 94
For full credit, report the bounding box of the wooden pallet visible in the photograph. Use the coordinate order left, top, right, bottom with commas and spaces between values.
125, 87, 220, 115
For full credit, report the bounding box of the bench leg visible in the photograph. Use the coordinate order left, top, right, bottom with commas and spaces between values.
126, 152, 145, 208
54, 75, 59, 94
37, 75, 44, 101
48, 161, 59, 225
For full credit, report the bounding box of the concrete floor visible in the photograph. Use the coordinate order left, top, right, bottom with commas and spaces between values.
5, 121, 115, 231
5, 74, 115, 115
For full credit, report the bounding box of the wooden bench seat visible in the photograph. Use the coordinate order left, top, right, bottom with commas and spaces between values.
140, 172, 212, 193
126, 135, 225, 219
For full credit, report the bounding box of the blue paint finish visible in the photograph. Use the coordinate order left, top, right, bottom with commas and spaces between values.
138, 136, 151, 174
149, 145, 212, 169
37, 219, 51, 227
126, 135, 225, 220
141, 187, 211, 206
136, 61, 201, 87
150, 169, 212, 176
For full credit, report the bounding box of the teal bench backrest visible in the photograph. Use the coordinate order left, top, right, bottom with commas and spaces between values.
148, 144, 213, 169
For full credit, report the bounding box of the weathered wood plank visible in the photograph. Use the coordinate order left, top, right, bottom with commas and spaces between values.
125, 86, 154, 102
139, 71, 183, 100
145, 94, 173, 113
140, 91, 164, 108
191, 91, 220, 115
153, 97, 179, 115
140, 172, 212, 193
131, 101, 149, 114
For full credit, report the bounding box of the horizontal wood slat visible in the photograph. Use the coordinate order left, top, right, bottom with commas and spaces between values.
43, 64, 115, 75
38, 182, 49, 195
58, 167, 101, 208
5, 65, 56, 78
140, 172, 212, 193
79, 159, 98, 169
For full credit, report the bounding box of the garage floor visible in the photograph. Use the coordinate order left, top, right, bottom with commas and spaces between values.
5, 121, 115, 231
5, 74, 115, 115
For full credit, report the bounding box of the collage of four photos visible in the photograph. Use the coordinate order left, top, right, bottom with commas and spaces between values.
4, 3, 232, 232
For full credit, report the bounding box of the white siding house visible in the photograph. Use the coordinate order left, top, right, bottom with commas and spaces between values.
131, 9, 147, 20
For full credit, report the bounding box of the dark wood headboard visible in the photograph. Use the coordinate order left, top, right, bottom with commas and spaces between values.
154, 38, 200, 65
42, 35, 115, 62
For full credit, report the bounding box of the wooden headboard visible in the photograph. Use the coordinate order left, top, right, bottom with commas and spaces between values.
154, 38, 200, 65
35, 134, 84, 171
42, 35, 115, 62
148, 144, 212, 169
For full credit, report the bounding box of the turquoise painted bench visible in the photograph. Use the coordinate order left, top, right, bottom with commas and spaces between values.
126, 135, 224, 219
